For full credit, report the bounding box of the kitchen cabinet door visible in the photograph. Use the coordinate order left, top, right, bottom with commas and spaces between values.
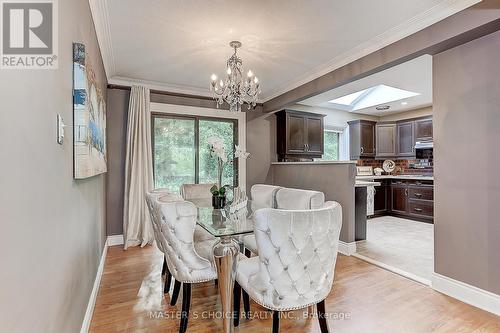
276, 110, 325, 161
374, 183, 388, 214
391, 184, 408, 214
415, 118, 433, 142
397, 121, 415, 157
376, 123, 396, 157
306, 116, 324, 154
287, 113, 306, 153
348, 120, 376, 159
360, 122, 375, 157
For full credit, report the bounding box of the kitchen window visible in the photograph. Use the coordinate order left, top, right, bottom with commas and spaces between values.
317, 130, 341, 161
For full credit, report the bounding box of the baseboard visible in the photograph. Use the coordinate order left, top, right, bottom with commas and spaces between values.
432, 273, 500, 316
80, 238, 109, 333
338, 241, 357, 256
353, 253, 432, 286
107, 234, 124, 246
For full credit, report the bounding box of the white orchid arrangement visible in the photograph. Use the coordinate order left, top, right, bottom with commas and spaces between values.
207, 136, 249, 196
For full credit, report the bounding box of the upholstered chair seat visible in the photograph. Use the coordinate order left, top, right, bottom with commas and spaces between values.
242, 234, 258, 255
234, 201, 342, 332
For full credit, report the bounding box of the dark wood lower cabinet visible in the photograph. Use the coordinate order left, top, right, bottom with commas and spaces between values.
378, 179, 434, 223
408, 200, 434, 219
373, 182, 388, 215
391, 184, 408, 214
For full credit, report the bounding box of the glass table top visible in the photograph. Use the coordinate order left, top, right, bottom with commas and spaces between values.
188, 199, 263, 237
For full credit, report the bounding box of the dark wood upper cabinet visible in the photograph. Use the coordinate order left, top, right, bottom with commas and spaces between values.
287, 114, 306, 153
276, 110, 325, 161
397, 121, 415, 157
414, 117, 433, 142
348, 120, 376, 160
376, 123, 396, 158
306, 117, 323, 154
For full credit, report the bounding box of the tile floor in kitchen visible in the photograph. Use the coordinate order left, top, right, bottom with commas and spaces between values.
355, 216, 434, 282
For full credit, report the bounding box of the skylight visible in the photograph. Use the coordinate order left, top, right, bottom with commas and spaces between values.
328, 85, 419, 111
329, 88, 369, 106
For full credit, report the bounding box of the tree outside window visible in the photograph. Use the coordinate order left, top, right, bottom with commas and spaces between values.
320, 130, 339, 161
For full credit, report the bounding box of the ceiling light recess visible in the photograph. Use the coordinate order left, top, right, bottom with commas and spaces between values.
328, 84, 419, 112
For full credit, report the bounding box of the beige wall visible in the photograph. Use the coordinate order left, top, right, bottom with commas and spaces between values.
0, 0, 107, 332
245, 107, 277, 191
379, 106, 433, 122
433, 30, 500, 294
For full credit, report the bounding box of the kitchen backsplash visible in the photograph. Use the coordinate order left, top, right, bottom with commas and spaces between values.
357, 158, 433, 174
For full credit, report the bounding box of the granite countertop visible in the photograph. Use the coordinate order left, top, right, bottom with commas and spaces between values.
356, 175, 434, 181
355, 180, 382, 187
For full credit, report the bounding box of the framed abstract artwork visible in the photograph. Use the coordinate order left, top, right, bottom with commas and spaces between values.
72, 42, 107, 179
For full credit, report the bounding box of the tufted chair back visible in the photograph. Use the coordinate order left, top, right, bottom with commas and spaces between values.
252, 201, 342, 310
146, 189, 177, 253
250, 184, 281, 208
275, 187, 325, 210
180, 183, 215, 200
153, 199, 216, 283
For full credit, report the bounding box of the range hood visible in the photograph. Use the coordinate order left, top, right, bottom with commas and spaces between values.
415, 141, 433, 149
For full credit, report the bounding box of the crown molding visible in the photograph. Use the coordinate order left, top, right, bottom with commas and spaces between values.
260, 0, 482, 101
88, 0, 116, 79
109, 76, 214, 98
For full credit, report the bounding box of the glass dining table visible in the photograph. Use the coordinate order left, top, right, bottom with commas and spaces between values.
187, 198, 262, 333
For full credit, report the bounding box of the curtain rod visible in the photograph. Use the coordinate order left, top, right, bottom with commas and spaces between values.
107, 84, 264, 107
107, 84, 216, 101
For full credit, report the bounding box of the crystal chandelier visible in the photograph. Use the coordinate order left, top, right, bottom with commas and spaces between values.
210, 41, 261, 112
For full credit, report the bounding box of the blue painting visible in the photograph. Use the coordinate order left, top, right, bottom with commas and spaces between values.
73, 42, 107, 179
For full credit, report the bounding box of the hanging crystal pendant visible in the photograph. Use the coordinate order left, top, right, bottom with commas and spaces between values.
210, 41, 261, 112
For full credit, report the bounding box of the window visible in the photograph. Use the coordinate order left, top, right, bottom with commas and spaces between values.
318, 130, 340, 161
152, 114, 237, 193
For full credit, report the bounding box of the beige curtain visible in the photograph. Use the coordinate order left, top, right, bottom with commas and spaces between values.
123, 86, 154, 249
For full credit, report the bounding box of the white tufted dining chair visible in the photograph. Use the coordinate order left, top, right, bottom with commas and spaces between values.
146, 189, 183, 294
180, 183, 215, 200
243, 185, 325, 256
275, 187, 325, 210
242, 184, 282, 256
153, 198, 217, 333
180, 183, 217, 242
234, 201, 342, 333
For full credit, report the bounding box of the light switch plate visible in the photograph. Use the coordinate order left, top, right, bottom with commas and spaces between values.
57, 114, 65, 144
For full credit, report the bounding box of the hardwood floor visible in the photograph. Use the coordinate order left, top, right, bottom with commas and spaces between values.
89, 246, 500, 333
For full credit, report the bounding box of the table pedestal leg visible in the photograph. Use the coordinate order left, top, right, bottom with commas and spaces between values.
213, 236, 239, 333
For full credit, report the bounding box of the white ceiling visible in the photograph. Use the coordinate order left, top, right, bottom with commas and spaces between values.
298, 55, 433, 116
90, 0, 480, 101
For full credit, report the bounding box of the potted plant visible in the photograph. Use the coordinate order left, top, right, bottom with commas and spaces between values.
210, 185, 227, 209
207, 137, 249, 209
